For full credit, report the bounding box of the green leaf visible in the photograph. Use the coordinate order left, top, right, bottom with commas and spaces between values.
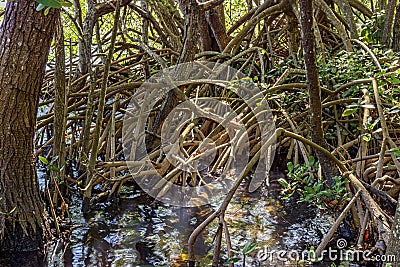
242, 243, 257, 255
278, 178, 289, 188
287, 162, 294, 173
49, 165, 60, 172
362, 133, 372, 142
60, 0, 72, 7
35, 0, 62, 8
304, 186, 314, 194
44, 6, 51, 15
320, 190, 332, 197
36, 3, 46, 11
0, 206, 16, 216
313, 183, 323, 192
390, 74, 400, 84
342, 108, 358, 117
49, 156, 59, 165
39, 156, 49, 165
309, 156, 315, 168
391, 78, 400, 84
8, 207, 16, 214
226, 257, 240, 264
388, 148, 400, 157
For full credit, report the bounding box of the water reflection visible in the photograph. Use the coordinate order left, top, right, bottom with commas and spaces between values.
45, 174, 333, 267
0, 251, 46, 267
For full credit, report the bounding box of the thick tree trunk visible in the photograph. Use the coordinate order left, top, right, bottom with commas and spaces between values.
206, 6, 229, 51
298, 0, 339, 187
0, 0, 58, 253
386, 201, 400, 266
382, 0, 397, 47
178, 0, 201, 63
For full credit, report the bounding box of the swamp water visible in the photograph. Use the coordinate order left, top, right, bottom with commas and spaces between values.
45, 173, 336, 267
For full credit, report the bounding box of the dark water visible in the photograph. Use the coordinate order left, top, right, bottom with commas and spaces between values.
43, 174, 335, 267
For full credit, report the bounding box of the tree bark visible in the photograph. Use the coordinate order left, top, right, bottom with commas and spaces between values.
53, 14, 68, 207
386, 199, 400, 266
206, 6, 229, 51
178, 0, 201, 63
0, 0, 58, 253
298, 0, 339, 187
334, 0, 358, 39
392, 3, 400, 52
382, 0, 397, 47
146, 0, 202, 152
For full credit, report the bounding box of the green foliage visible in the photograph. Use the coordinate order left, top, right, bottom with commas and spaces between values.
388, 148, 400, 161
225, 257, 240, 264
38, 155, 49, 165
319, 47, 400, 100
297, 246, 324, 265
317, 44, 400, 146
320, 49, 379, 92
0, 197, 16, 216
341, 107, 358, 117
38, 155, 63, 173
360, 11, 386, 45
34, 0, 72, 14
242, 242, 257, 255
223, 0, 247, 31
225, 242, 258, 266
279, 157, 349, 209
330, 262, 347, 267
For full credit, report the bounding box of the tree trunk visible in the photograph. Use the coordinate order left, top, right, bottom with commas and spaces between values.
386, 200, 400, 266
334, 0, 358, 39
0, 0, 58, 254
382, 0, 397, 47
146, 0, 226, 152
178, 0, 202, 63
392, 3, 400, 52
206, 6, 229, 51
53, 14, 68, 209
298, 0, 339, 187
146, 0, 202, 152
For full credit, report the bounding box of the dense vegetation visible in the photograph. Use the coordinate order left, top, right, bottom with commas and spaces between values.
0, 0, 400, 266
